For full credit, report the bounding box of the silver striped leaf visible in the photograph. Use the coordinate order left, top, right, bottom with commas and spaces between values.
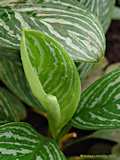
0, 87, 26, 124
0, 58, 45, 113
72, 69, 120, 130
0, 122, 66, 159
0, 0, 44, 7
0, 0, 27, 7
25, 0, 44, 4
21, 30, 81, 137
77, 0, 115, 32
0, 1, 105, 62
30, 0, 115, 32
55, 0, 115, 32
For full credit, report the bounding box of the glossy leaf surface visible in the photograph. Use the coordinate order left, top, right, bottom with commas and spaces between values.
0, 0, 25, 6
78, 0, 115, 32
0, 1, 105, 62
21, 30, 80, 137
0, 122, 66, 159
72, 69, 120, 130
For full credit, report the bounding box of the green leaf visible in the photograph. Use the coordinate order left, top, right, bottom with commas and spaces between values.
0, 122, 66, 159
0, 0, 44, 7
0, 58, 45, 113
20, 29, 81, 137
0, 0, 25, 7
72, 69, 120, 130
0, 87, 26, 123
0, 47, 19, 61
0, 1, 105, 62
77, 0, 115, 32
0, 0, 111, 35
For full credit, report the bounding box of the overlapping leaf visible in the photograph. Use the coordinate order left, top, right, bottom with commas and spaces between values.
0, 87, 26, 124
0, 122, 66, 159
72, 69, 120, 130
0, 0, 44, 7
78, 0, 115, 32
20, 30, 80, 137
1, 0, 114, 32
0, 0, 25, 7
0, 0, 105, 62
0, 58, 45, 112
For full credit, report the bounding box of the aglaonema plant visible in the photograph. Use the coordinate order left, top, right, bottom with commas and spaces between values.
0, 0, 120, 160
20, 29, 81, 137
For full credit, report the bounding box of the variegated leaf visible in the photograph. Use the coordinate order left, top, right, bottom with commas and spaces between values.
1, 0, 115, 32
0, 47, 19, 61
0, 58, 45, 112
77, 0, 115, 32
0, 0, 25, 7
0, 0, 44, 6
20, 29, 81, 137
0, 1, 105, 62
0, 87, 26, 124
0, 122, 66, 159
72, 69, 120, 130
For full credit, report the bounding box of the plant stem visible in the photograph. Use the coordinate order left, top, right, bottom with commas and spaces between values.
59, 132, 77, 150
63, 135, 91, 149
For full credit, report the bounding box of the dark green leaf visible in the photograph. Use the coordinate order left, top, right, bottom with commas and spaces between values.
0, 87, 26, 123
0, 58, 45, 112
72, 69, 120, 130
0, 0, 26, 7
0, 122, 66, 159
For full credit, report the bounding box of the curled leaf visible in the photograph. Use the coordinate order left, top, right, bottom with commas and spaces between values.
20, 29, 81, 137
